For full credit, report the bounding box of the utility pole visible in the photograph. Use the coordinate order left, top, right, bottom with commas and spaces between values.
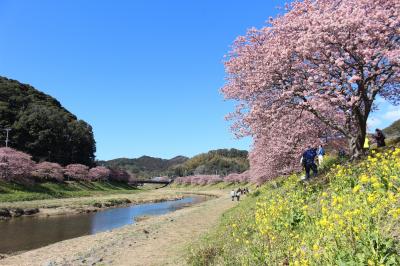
4, 128, 11, 148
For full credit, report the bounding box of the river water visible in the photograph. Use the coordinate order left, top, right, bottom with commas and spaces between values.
0, 195, 208, 254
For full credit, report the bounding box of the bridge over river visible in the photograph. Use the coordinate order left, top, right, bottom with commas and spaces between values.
129, 179, 173, 187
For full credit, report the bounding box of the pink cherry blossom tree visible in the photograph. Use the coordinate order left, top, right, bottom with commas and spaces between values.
88, 166, 111, 181
174, 175, 223, 185
109, 168, 132, 183
248, 107, 335, 183
190, 176, 203, 185
32, 162, 64, 182
237, 170, 251, 183
207, 175, 223, 185
0, 148, 35, 181
173, 176, 187, 185
223, 173, 242, 184
0, 147, 35, 182
64, 164, 89, 181
223, 171, 250, 183
174, 176, 193, 185
222, 0, 400, 159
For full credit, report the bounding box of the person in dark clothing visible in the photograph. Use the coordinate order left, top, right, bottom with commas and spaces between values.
338, 148, 346, 158
374, 129, 386, 147
236, 188, 241, 201
301, 146, 318, 180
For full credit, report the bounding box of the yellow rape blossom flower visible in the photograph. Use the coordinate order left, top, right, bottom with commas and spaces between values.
352, 185, 361, 193
360, 174, 369, 183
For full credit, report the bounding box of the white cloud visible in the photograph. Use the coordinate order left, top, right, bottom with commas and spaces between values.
383, 106, 400, 120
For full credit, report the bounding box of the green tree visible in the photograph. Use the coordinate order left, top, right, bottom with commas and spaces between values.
0, 76, 96, 166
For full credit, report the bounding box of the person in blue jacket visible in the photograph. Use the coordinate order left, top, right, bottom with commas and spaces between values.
317, 144, 325, 166
300, 146, 318, 180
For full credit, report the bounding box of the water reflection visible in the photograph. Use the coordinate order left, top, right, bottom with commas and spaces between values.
0, 214, 93, 254
90, 197, 195, 234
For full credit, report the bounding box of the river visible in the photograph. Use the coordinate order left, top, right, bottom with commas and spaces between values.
0, 195, 208, 254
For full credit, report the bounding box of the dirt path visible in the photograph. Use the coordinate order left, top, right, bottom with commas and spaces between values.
0, 189, 235, 266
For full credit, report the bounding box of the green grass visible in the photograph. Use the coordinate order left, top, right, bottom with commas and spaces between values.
186, 188, 261, 265
0, 181, 139, 202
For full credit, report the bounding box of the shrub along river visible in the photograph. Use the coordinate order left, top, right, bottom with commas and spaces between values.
0, 195, 209, 254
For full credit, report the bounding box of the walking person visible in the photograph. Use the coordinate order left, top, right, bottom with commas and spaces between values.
236, 188, 241, 201
374, 129, 386, 147
230, 189, 236, 201
300, 146, 318, 180
317, 145, 325, 166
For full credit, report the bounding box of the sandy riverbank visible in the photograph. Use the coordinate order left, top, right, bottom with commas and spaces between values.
0, 188, 235, 266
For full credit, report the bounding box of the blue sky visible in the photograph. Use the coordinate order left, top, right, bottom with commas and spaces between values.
0, 1, 398, 160
368, 98, 400, 132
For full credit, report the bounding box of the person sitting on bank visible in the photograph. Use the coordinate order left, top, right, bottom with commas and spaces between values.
374, 128, 386, 147
300, 146, 318, 180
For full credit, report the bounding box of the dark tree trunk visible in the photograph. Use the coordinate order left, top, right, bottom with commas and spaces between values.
349, 123, 367, 160
349, 135, 364, 159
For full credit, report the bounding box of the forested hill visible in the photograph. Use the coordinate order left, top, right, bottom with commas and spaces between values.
170, 148, 249, 177
99, 148, 249, 179
0, 76, 96, 166
383, 119, 400, 138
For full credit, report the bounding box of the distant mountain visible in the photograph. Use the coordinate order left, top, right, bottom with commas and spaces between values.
99, 148, 249, 179
97, 155, 189, 179
0, 76, 96, 166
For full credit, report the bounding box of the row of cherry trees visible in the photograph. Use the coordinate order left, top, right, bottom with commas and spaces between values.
222, 0, 399, 183
174, 171, 250, 185
0, 147, 130, 183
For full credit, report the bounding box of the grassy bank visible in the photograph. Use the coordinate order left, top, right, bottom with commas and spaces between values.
0, 181, 139, 202
187, 147, 400, 265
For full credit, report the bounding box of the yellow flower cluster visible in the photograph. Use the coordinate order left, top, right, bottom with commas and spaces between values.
254, 148, 400, 265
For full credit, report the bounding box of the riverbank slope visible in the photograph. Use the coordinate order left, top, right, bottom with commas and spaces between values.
0, 181, 140, 203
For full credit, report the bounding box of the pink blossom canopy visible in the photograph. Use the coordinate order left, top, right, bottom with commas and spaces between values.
222, 0, 399, 181
0, 147, 35, 181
